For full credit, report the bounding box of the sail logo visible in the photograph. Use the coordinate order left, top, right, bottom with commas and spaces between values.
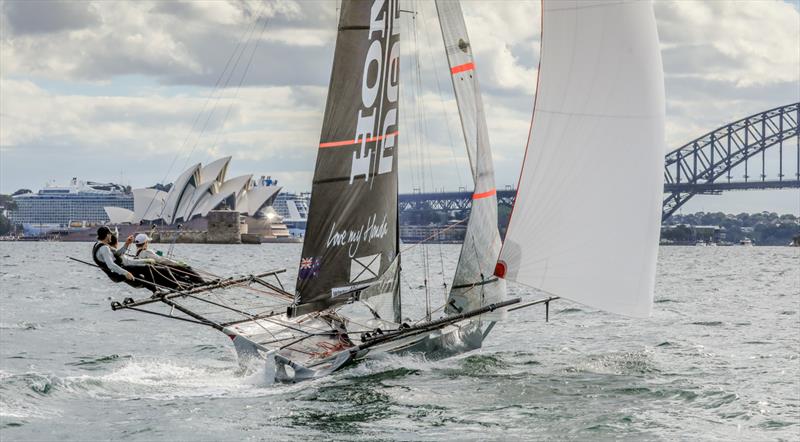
326, 213, 388, 258
350, 0, 400, 184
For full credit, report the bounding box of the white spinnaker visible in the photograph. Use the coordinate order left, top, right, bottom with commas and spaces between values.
436, 0, 506, 319
497, 0, 665, 318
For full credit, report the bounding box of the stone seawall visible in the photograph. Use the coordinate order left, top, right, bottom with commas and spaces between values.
206, 211, 242, 244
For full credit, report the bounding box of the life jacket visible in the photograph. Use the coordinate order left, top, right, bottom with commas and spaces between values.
92, 242, 126, 283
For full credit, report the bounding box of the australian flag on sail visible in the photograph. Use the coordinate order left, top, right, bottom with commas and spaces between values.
299, 257, 321, 280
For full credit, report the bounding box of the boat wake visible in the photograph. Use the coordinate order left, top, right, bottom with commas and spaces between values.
0, 356, 318, 421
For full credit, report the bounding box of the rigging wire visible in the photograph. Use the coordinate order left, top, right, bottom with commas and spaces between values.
141, 0, 273, 222
202, 11, 274, 166
177, 0, 273, 175
413, 1, 438, 194
420, 1, 467, 306
410, 0, 433, 320
419, 1, 466, 191
396, 5, 431, 318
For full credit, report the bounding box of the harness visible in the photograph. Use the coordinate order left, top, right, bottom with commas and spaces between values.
92, 242, 126, 283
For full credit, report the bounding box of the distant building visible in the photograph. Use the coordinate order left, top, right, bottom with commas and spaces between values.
9, 179, 133, 231
693, 225, 724, 242
104, 157, 280, 225
102, 157, 294, 240
400, 221, 466, 243
272, 191, 310, 236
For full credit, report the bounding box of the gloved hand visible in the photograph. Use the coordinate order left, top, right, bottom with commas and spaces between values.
142, 259, 156, 265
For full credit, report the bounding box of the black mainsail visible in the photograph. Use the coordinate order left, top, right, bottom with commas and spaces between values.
291, 0, 401, 318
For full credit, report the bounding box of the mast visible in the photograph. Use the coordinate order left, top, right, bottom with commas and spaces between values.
435, 0, 507, 318
495, 0, 666, 318
291, 0, 402, 319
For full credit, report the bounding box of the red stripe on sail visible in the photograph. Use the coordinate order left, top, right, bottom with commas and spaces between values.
450, 62, 475, 74
319, 130, 399, 148
472, 188, 496, 200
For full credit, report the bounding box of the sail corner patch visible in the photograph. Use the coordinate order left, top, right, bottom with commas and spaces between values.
350, 253, 381, 283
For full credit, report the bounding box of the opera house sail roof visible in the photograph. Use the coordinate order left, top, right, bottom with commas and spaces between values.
104, 158, 281, 225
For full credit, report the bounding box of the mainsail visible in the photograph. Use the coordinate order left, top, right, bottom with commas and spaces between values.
495, 0, 666, 318
292, 0, 402, 318
435, 0, 506, 318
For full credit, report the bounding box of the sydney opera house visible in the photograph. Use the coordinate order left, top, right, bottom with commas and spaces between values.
104, 157, 289, 238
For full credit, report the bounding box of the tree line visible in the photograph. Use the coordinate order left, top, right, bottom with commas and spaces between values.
662, 211, 799, 246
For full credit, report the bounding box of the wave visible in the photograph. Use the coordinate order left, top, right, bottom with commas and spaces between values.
567, 349, 661, 375
0, 322, 41, 330
0, 357, 318, 412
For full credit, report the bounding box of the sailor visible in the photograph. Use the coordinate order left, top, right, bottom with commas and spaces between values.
134, 234, 180, 265
92, 226, 135, 284
109, 233, 134, 259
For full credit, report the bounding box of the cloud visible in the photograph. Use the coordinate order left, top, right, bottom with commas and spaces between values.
0, 0, 336, 85
0, 0, 798, 213
656, 1, 800, 87
0, 77, 328, 192
2, 1, 100, 35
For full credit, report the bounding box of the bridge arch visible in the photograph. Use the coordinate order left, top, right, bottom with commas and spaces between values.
662, 102, 799, 220
398, 103, 799, 220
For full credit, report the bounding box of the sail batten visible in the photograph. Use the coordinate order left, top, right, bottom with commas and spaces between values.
496, 0, 665, 318
293, 0, 401, 317
435, 0, 507, 319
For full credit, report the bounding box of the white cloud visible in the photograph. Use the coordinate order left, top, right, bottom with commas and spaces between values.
656, 0, 800, 87
0, 77, 327, 191
0, 0, 798, 212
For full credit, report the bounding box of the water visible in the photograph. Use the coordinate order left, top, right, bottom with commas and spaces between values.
0, 242, 798, 441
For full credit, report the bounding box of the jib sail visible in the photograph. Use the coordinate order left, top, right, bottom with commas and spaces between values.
436, 0, 506, 319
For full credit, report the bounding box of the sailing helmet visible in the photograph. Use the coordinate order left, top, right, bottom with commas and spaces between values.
134, 233, 152, 246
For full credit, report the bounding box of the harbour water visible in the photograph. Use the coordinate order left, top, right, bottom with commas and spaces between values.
0, 242, 798, 441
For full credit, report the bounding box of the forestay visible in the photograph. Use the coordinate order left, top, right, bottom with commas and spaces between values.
435, 0, 506, 319
292, 0, 401, 317
495, 0, 665, 318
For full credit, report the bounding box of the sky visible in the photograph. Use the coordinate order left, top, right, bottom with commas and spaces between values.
1, 0, 799, 215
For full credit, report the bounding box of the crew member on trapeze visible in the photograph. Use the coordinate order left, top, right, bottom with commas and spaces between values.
92, 227, 204, 292
92, 226, 150, 289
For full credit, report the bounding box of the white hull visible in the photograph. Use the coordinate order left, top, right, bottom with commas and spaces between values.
226, 317, 489, 383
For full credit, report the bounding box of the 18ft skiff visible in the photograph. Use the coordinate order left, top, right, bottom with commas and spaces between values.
103, 0, 666, 383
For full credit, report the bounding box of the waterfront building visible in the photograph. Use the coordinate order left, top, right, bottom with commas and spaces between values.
103, 157, 281, 226
400, 220, 467, 243
9, 179, 133, 231
99, 157, 294, 240
272, 191, 310, 236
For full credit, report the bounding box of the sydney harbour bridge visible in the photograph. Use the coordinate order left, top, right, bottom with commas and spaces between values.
398, 102, 799, 221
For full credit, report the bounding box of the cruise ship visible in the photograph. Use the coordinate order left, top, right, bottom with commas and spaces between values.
9, 178, 133, 235
272, 191, 310, 237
